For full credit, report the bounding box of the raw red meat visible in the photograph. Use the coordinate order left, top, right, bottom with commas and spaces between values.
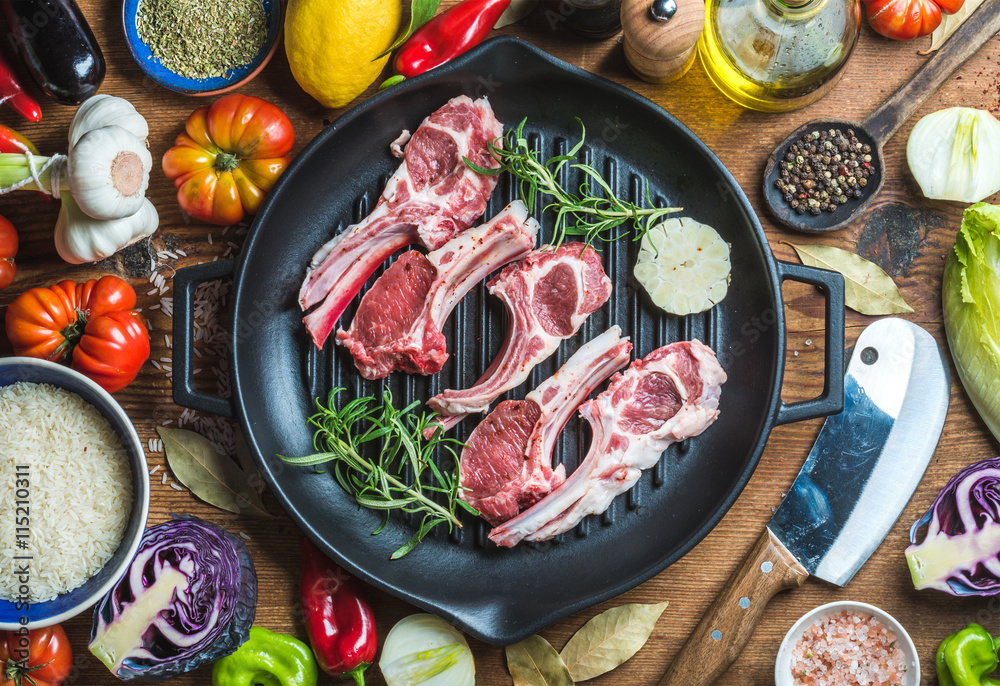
337, 201, 538, 380
489, 339, 727, 547
299, 95, 503, 348
427, 242, 612, 434
460, 327, 632, 526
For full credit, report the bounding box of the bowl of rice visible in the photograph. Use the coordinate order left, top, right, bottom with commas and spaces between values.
775, 601, 919, 686
0, 357, 149, 629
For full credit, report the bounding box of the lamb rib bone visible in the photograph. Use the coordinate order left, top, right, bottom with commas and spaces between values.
489, 339, 727, 547
336, 201, 539, 380
298, 95, 502, 348
426, 242, 612, 436
459, 326, 632, 526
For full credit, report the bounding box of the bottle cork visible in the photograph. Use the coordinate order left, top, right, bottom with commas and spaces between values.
622, 0, 706, 84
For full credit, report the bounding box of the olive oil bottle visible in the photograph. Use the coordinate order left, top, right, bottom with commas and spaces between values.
698, 0, 861, 112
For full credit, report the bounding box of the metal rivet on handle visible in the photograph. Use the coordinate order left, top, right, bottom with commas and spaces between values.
739, 597, 750, 609
861, 347, 879, 365
711, 629, 723, 641
761, 561, 773, 573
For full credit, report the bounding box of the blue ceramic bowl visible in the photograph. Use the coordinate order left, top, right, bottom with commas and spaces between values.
122, 0, 282, 96
0, 358, 149, 629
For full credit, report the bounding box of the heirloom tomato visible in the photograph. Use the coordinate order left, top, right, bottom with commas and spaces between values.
0, 623, 72, 686
4, 275, 148, 392
162, 94, 294, 226
863, 0, 964, 40
0, 214, 16, 289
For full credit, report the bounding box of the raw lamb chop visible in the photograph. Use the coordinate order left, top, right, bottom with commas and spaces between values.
426, 242, 612, 435
337, 201, 538, 380
460, 327, 632, 526
489, 339, 727, 547
299, 95, 503, 348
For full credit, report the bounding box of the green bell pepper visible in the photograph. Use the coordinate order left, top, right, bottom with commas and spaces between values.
212, 626, 318, 686
937, 623, 1000, 686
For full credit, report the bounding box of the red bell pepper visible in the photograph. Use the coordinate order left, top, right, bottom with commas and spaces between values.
0, 123, 38, 155
393, 0, 513, 79
0, 51, 41, 122
300, 537, 377, 686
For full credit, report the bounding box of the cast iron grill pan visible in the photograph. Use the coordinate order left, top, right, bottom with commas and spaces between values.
173, 37, 845, 645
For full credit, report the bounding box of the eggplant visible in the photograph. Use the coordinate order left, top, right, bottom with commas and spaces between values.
0, 0, 104, 105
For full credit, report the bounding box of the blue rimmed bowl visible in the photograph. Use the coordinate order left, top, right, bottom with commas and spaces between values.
122, 0, 282, 96
0, 358, 149, 630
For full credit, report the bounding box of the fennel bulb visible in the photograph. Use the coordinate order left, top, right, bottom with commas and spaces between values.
907, 107, 1000, 203
943, 203, 1000, 443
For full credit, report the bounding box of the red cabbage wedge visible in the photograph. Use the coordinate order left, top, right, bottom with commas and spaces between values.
906, 456, 1000, 595
89, 515, 257, 680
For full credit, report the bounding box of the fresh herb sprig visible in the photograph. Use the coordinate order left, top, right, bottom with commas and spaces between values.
465, 118, 682, 247
279, 388, 477, 559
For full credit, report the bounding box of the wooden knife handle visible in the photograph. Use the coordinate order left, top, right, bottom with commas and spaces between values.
657, 528, 809, 686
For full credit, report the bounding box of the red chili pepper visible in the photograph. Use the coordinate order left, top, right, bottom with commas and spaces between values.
0, 51, 41, 122
0, 122, 39, 154
393, 0, 513, 79
300, 537, 377, 686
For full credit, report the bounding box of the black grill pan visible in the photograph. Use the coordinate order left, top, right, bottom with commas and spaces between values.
172, 37, 845, 645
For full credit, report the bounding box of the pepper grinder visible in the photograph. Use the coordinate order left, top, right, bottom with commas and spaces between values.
622, 0, 705, 84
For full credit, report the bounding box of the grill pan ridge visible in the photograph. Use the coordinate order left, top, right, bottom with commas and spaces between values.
172, 37, 845, 645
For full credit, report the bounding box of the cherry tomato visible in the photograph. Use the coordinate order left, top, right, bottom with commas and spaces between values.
863, 0, 964, 40
0, 214, 16, 289
0, 624, 72, 686
72, 310, 150, 393
162, 94, 294, 226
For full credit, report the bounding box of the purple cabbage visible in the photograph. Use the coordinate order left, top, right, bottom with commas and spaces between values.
89, 515, 257, 681
906, 456, 1000, 596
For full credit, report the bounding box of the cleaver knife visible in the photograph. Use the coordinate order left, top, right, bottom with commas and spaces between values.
658, 318, 950, 686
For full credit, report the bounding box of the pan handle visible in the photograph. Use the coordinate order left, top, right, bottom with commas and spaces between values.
774, 261, 845, 426
172, 259, 237, 419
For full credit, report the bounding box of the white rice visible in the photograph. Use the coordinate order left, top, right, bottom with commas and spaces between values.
0, 382, 132, 603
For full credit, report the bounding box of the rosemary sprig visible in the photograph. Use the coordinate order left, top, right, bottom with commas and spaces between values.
279, 388, 477, 559
465, 118, 682, 247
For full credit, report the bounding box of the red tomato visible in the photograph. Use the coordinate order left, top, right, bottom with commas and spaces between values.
71, 310, 150, 393
863, 0, 964, 40
0, 624, 72, 686
0, 214, 16, 289
4, 275, 148, 392
162, 94, 294, 226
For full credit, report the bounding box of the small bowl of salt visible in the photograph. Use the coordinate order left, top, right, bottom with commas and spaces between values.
775, 601, 919, 686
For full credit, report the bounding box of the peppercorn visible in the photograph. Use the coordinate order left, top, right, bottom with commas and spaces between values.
775, 127, 875, 217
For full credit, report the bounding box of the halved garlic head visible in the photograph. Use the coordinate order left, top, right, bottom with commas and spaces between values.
634, 217, 731, 316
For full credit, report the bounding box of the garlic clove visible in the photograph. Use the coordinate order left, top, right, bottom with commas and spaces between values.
69, 94, 150, 148
55, 193, 159, 264
67, 125, 152, 221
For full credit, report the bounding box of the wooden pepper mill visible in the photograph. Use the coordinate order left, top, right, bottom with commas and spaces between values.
622, 0, 705, 84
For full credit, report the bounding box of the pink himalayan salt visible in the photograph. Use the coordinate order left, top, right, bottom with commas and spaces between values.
791, 610, 907, 686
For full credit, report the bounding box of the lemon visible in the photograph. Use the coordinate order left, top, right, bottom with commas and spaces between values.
285, 0, 402, 109
633, 217, 731, 316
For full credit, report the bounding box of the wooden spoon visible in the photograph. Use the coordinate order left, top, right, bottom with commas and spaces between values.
763, 0, 1000, 234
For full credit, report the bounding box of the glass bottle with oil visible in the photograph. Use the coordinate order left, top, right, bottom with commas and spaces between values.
699, 0, 861, 112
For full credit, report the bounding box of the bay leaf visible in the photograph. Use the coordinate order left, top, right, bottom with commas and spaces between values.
923, 0, 986, 53
786, 242, 914, 315
506, 634, 574, 686
495, 0, 538, 28
559, 602, 668, 682
157, 426, 272, 517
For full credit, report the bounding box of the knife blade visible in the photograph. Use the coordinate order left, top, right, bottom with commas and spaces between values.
658, 318, 950, 686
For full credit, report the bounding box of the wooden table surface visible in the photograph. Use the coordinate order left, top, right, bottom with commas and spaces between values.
2, 1, 999, 684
